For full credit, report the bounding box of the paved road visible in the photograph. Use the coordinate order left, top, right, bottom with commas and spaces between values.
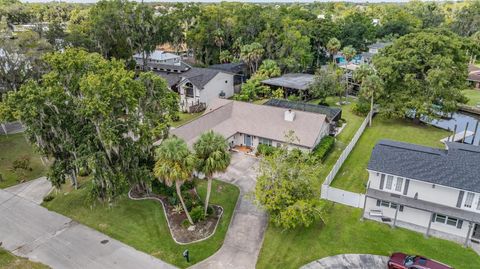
0, 187, 177, 269
5, 177, 52, 204
301, 254, 389, 269
190, 152, 267, 269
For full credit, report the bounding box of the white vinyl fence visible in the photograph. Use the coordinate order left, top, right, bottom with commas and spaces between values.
321, 111, 372, 208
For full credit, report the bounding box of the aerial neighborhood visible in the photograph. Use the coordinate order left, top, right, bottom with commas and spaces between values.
1, 1, 480, 269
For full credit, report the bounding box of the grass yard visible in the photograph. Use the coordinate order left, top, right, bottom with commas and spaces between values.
309, 97, 365, 181
43, 179, 239, 268
330, 117, 448, 193
252, 98, 270, 105
0, 249, 49, 269
257, 203, 480, 269
0, 133, 47, 189
462, 89, 480, 107
171, 112, 203, 128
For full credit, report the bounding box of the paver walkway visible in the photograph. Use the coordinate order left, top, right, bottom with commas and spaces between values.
190, 152, 267, 269
0, 184, 177, 269
301, 254, 389, 269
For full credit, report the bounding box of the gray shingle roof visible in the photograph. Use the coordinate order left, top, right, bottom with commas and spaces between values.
368, 140, 480, 193
209, 62, 245, 74
154, 67, 223, 89
264, 99, 342, 121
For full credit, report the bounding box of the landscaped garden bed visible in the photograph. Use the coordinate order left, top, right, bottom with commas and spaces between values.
129, 185, 223, 244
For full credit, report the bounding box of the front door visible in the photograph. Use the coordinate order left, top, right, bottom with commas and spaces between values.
244, 135, 252, 147
473, 224, 480, 240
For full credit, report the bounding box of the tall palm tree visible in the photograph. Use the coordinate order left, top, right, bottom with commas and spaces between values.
154, 137, 196, 225
326, 38, 341, 63
360, 74, 384, 126
193, 131, 231, 216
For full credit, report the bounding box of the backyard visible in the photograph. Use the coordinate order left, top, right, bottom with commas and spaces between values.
462, 89, 480, 107
0, 133, 47, 189
257, 202, 480, 269
43, 179, 239, 268
330, 116, 449, 193
0, 249, 49, 269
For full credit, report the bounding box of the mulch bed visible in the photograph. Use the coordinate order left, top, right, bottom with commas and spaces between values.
129, 189, 223, 244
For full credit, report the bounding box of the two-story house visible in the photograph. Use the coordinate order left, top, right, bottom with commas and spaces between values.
363, 140, 480, 251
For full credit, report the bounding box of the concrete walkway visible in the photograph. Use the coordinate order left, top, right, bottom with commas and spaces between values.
5, 176, 52, 204
301, 254, 389, 269
0, 186, 177, 269
190, 152, 267, 269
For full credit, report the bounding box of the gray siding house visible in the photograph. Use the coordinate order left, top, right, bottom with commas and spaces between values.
363, 140, 480, 252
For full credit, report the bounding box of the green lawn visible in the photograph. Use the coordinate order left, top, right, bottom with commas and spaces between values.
257, 203, 480, 269
309, 97, 365, 181
43, 179, 239, 268
330, 117, 448, 193
0, 248, 49, 269
0, 133, 47, 189
462, 89, 480, 107
171, 112, 203, 128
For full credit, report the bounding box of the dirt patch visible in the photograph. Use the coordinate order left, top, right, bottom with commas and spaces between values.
129, 189, 223, 244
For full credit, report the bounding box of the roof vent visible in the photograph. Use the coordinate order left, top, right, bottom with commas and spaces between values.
284, 109, 295, 122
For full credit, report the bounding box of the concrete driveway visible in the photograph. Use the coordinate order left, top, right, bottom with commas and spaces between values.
0, 186, 177, 269
5, 176, 52, 204
301, 254, 389, 269
190, 152, 267, 269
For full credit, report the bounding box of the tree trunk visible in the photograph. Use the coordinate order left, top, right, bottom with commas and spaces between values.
1, 123, 7, 135
70, 169, 78, 190
369, 95, 374, 127
176, 181, 194, 225
204, 177, 212, 216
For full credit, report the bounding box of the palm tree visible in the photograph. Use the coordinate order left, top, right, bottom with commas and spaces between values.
154, 137, 196, 225
326, 38, 341, 63
193, 131, 231, 216
360, 74, 384, 126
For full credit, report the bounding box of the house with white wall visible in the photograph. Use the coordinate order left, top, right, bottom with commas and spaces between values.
363, 140, 480, 251
133, 51, 235, 113
170, 99, 330, 152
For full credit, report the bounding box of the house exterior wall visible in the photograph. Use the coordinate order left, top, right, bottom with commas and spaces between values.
199, 72, 234, 105
231, 132, 313, 152
364, 169, 480, 246
177, 82, 201, 112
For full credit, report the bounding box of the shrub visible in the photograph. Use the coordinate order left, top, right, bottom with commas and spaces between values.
182, 180, 196, 191
190, 206, 205, 223
43, 194, 54, 202
167, 196, 178, 206
181, 219, 190, 228
12, 156, 31, 171
311, 136, 335, 162
207, 205, 214, 216
78, 167, 91, 177
352, 101, 370, 116
256, 144, 277, 157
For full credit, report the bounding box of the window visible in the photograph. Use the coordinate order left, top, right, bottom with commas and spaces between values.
376, 199, 401, 211
386, 175, 394, 190
433, 214, 463, 229
435, 214, 447, 223
259, 138, 272, 146
395, 177, 403, 192
464, 192, 475, 208
477, 196, 480, 211
446, 217, 458, 226
185, 83, 194, 98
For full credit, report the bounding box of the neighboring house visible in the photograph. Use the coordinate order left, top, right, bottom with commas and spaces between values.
364, 140, 480, 251
361, 42, 392, 64
133, 50, 182, 67
133, 51, 235, 113
261, 73, 315, 99
170, 99, 330, 152
468, 64, 480, 89
209, 62, 246, 93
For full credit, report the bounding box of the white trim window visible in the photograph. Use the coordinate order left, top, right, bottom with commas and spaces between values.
386, 175, 394, 189
259, 137, 272, 146
464, 192, 475, 208
384, 175, 404, 193
433, 213, 463, 229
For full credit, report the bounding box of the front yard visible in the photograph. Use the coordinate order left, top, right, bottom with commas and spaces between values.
171, 112, 203, 128
257, 203, 480, 269
0, 133, 47, 189
0, 249, 49, 269
330, 117, 448, 193
43, 179, 239, 268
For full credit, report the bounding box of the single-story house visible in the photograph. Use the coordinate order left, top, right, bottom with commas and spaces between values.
468, 64, 480, 89
133, 51, 235, 113
364, 140, 480, 251
261, 73, 315, 99
170, 99, 330, 152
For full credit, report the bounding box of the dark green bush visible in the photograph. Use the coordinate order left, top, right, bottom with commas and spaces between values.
191, 206, 205, 223
181, 219, 190, 228
167, 196, 178, 206
207, 205, 214, 216
352, 101, 370, 116
256, 144, 277, 156
43, 194, 54, 202
311, 136, 335, 162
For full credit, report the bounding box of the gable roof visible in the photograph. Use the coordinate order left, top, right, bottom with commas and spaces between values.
262, 73, 315, 91
155, 67, 225, 89
368, 140, 480, 193
264, 99, 341, 121
209, 62, 245, 74
171, 99, 328, 149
